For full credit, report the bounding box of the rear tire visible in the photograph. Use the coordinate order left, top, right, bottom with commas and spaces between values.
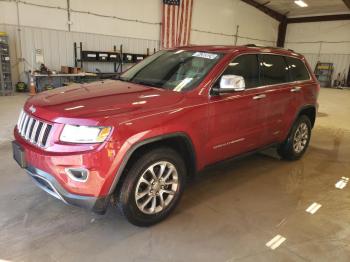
117, 147, 186, 227
278, 115, 312, 161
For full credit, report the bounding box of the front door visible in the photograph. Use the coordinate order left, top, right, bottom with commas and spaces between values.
206, 54, 264, 164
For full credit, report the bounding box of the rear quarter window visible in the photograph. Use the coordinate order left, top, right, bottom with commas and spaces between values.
285, 57, 310, 82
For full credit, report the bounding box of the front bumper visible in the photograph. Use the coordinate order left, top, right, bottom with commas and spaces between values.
26, 165, 109, 214
13, 126, 123, 197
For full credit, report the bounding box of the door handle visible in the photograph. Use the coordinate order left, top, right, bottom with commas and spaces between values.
290, 86, 302, 92
253, 94, 266, 100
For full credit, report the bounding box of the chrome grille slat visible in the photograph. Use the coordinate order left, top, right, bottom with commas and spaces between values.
17, 111, 24, 129
21, 115, 29, 135
41, 125, 52, 146
37, 123, 48, 147
18, 112, 25, 132
16, 110, 53, 148
30, 120, 39, 142
18, 113, 24, 132
34, 122, 43, 143
28, 119, 37, 141
25, 118, 34, 139
23, 117, 32, 138
19, 114, 26, 134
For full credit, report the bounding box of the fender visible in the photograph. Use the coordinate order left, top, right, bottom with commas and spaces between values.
107, 132, 197, 196
284, 104, 317, 141
295, 104, 317, 126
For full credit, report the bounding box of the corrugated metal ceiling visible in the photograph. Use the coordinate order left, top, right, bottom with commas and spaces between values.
254, 0, 350, 17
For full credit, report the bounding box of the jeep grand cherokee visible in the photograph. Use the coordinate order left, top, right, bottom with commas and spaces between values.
12, 45, 319, 226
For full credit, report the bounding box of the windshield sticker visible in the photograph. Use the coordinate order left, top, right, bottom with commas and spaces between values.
192, 52, 218, 59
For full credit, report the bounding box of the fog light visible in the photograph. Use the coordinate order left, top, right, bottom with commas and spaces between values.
65, 168, 89, 182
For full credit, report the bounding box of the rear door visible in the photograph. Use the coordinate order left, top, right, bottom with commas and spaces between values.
284, 56, 314, 132
257, 54, 294, 146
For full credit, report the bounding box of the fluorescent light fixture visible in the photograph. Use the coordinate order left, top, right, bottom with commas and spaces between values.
294, 0, 308, 7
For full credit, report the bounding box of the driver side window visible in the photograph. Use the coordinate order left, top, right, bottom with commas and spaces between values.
221, 54, 260, 89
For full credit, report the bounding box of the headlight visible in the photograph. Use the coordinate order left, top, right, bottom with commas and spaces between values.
60, 125, 112, 143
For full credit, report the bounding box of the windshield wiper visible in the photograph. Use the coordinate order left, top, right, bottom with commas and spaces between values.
117, 76, 130, 82
131, 80, 163, 88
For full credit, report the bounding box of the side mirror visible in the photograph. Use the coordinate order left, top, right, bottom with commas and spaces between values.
213, 75, 245, 94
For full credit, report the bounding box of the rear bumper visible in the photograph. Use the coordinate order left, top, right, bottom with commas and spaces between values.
26, 165, 110, 214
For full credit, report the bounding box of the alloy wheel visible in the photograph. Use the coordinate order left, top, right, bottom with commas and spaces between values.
293, 122, 309, 154
135, 161, 179, 215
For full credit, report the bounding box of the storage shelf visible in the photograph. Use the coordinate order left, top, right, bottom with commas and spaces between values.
0, 35, 13, 95
73, 42, 154, 74
314, 62, 333, 88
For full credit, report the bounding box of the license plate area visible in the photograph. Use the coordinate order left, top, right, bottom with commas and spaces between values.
12, 141, 27, 168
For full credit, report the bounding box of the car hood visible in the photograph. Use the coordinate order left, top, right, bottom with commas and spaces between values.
25, 80, 184, 125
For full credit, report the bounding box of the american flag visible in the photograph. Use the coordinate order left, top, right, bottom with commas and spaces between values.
161, 0, 194, 48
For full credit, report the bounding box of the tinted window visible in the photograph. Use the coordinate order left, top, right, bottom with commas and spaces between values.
260, 55, 289, 85
285, 57, 310, 81
221, 54, 260, 88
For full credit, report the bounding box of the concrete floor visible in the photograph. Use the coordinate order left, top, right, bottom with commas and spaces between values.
1, 88, 350, 261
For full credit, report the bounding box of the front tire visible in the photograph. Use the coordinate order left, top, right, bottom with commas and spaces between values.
117, 147, 186, 227
278, 115, 312, 161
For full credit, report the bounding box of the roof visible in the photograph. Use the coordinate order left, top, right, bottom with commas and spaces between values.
171, 45, 304, 58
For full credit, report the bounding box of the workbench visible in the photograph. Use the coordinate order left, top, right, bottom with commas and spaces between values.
27, 72, 98, 92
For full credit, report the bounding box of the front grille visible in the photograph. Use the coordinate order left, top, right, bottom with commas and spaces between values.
17, 110, 53, 147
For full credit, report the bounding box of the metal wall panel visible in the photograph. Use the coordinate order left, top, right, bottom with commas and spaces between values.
2, 23, 349, 86
0, 23, 160, 82
303, 53, 350, 84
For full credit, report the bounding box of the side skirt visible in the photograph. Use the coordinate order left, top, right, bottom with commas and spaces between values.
198, 142, 279, 174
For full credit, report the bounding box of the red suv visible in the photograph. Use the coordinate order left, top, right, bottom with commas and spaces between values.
12, 45, 319, 226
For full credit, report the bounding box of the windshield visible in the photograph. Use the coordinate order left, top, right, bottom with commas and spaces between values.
120, 50, 223, 92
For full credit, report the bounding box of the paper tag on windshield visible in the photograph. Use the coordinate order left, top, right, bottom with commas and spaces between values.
192, 52, 217, 59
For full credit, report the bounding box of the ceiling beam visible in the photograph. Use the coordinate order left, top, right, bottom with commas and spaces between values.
287, 14, 350, 23
343, 0, 350, 10
241, 0, 286, 22
261, 1, 270, 6
277, 19, 287, 47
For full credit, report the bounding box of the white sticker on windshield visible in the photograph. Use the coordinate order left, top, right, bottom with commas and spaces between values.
192, 52, 218, 59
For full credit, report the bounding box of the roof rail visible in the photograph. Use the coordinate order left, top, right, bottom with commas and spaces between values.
244, 44, 294, 52
245, 44, 259, 47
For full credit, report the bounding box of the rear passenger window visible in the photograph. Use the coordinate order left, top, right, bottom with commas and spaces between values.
260, 55, 289, 85
285, 57, 310, 81
222, 54, 260, 88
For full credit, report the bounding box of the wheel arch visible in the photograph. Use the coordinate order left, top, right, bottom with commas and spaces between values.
297, 105, 316, 128
108, 132, 197, 197
283, 104, 316, 142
